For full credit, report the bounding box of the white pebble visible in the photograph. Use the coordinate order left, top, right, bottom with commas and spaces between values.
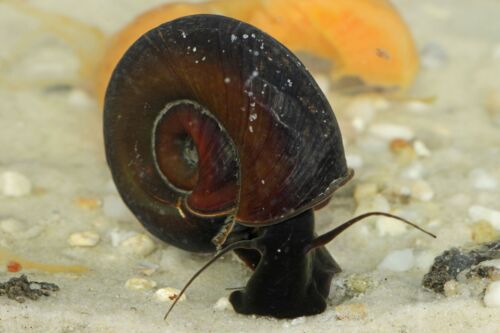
347, 99, 376, 132
369, 123, 414, 141
0, 218, 25, 234
125, 278, 157, 290
478, 259, 500, 270
67, 89, 94, 109
401, 163, 424, 180
483, 281, 500, 307
120, 234, 156, 257
0, 171, 32, 197
346, 154, 363, 169
405, 101, 431, 113
469, 169, 498, 190
411, 180, 435, 201
213, 297, 233, 311
468, 205, 500, 230
413, 140, 431, 157
68, 231, 100, 247
290, 317, 306, 326
155, 287, 186, 302
109, 229, 137, 247
378, 248, 415, 272
103, 194, 132, 220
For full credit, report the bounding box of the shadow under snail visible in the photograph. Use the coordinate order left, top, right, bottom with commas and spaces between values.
103, 14, 435, 319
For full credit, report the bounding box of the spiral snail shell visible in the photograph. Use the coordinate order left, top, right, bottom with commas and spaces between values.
104, 14, 351, 252
104, 15, 433, 319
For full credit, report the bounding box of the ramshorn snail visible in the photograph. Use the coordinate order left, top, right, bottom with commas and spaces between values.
104, 14, 434, 319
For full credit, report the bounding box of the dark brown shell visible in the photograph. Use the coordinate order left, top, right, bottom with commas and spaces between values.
104, 15, 350, 251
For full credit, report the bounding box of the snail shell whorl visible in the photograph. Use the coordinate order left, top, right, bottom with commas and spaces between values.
104, 15, 348, 252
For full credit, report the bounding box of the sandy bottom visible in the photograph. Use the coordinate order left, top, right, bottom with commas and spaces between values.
0, 0, 499, 332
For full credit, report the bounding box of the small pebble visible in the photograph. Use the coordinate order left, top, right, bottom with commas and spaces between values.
67, 89, 95, 109
109, 229, 137, 247
378, 248, 415, 272
213, 297, 233, 311
369, 123, 414, 141
483, 281, 500, 307
0, 171, 32, 197
413, 140, 431, 157
290, 317, 306, 326
347, 98, 377, 132
468, 205, 500, 230
335, 303, 367, 320
155, 287, 186, 302
75, 196, 101, 210
470, 221, 498, 243
120, 234, 156, 257
443, 280, 459, 297
411, 180, 435, 201
346, 274, 370, 294
67, 231, 100, 247
401, 163, 424, 180
469, 169, 498, 190
136, 262, 159, 276
125, 278, 157, 291
478, 259, 500, 270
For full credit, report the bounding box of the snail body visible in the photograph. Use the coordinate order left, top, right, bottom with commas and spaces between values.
104, 15, 433, 319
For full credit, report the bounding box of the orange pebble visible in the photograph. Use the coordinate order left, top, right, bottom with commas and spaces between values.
7, 260, 22, 273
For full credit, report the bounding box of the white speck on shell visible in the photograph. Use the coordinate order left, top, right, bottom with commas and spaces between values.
378, 248, 415, 272
224, 77, 231, 84
483, 281, 500, 307
155, 287, 186, 302
68, 231, 100, 247
125, 278, 157, 291
468, 205, 500, 230
120, 233, 156, 257
0, 171, 32, 197
213, 297, 233, 311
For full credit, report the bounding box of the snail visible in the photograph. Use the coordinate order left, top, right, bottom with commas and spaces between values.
104, 15, 435, 319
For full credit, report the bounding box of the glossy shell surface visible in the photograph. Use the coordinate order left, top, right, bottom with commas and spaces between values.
104, 15, 349, 251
